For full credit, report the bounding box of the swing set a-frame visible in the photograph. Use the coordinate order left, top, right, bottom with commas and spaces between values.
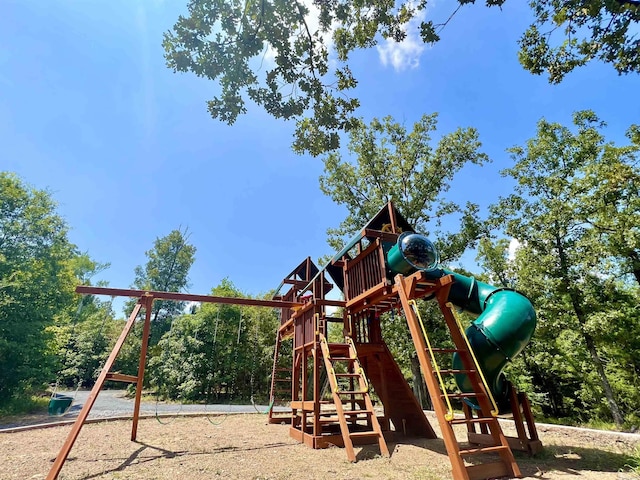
47, 203, 541, 480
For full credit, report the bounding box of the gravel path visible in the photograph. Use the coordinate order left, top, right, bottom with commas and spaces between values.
0, 390, 277, 430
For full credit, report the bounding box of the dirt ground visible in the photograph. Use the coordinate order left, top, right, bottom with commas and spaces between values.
3, 412, 639, 480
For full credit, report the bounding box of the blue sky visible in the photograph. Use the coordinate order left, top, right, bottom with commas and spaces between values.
2, 1, 638, 315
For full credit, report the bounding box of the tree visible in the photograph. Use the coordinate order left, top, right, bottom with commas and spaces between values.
127, 228, 197, 341
148, 279, 279, 403
164, 0, 639, 155
52, 255, 115, 388
117, 229, 196, 380
478, 235, 640, 425
519, 0, 640, 84
320, 113, 489, 262
56, 298, 119, 388
489, 111, 640, 427
575, 122, 640, 286
0, 172, 78, 403
318, 114, 488, 407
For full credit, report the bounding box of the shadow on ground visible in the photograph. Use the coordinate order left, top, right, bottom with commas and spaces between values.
362, 436, 638, 478
75, 440, 298, 480
517, 444, 638, 478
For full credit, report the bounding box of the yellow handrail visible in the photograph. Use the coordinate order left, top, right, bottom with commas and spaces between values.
319, 334, 340, 393
408, 299, 454, 421
445, 302, 499, 417
345, 335, 358, 360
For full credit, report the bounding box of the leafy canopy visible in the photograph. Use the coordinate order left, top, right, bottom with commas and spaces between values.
320, 113, 489, 262
0, 172, 79, 401
164, 0, 639, 155
519, 0, 640, 84
486, 111, 640, 426
128, 228, 196, 319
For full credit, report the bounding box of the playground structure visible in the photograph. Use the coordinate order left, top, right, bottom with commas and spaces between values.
46, 202, 541, 480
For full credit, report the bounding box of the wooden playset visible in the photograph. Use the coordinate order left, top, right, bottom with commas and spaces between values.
46, 202, 541, 480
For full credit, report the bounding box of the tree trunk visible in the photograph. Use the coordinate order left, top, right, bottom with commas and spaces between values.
556, 232, 625, 427
410, 355, 430, 409
628, 250, 640, 287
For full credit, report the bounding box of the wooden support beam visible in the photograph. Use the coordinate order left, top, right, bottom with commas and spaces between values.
75, 285, 303, 309
105, 373, 138, 383
131, 296, 152, 441
47, 302, 144, 480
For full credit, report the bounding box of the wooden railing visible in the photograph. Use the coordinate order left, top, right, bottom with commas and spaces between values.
294, 308, 317, 347
344, 239, 386, 301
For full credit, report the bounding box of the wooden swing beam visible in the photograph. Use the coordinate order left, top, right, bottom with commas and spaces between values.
46, 287, 304, 480
75, 285, 304, 308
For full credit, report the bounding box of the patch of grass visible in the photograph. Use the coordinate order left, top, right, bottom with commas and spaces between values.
0, 394, 49, 418
582, 418, 621, 432
535, 414, 632, 432
624, 446, 640, 477
410, 467, 446, 480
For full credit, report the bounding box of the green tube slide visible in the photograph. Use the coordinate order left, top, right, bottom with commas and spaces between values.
387, 233, 536, 409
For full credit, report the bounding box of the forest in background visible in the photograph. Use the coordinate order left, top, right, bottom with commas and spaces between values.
2, 0, 640, 432
1, 107, 638, 430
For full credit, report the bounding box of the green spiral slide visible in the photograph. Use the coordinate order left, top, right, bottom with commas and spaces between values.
386, 232, 536, 409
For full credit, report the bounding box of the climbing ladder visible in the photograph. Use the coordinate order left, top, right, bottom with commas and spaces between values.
319, 334, 389, 462
267, 328, 294, 424
396, 274, 521, 480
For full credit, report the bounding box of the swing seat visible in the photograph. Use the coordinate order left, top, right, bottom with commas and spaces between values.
48, 394, 73, 416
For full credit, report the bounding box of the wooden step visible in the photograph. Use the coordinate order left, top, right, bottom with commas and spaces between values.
349, 431, 381, 438
437, 369, 476, 375
318, 414, 371, 424
458, 445, 510, 456
429, 348, 461, 354
319, 334, 388, 462
318, 409, 372, 417
449, 417, 495, 425
441, 392, 479, 399
465, 462, 510, 480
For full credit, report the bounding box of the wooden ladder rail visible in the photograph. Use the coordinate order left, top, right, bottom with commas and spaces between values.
268, 329, 282, 410
319, 334, 389, 462
267, 329, 293, 423
395, 274, 521, 480
47, 297, 151, 480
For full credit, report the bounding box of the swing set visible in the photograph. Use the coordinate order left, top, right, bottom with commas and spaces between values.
46, 202, 541, 480
46, 288, 303, 480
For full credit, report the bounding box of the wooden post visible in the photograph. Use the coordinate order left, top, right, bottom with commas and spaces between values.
131, 294, 153, 441
394, 274, 468, 480
313, 340, 320, 437
47, 302, 144, 480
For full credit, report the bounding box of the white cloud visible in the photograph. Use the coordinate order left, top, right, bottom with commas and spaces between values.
263, 1, 428, 74
508, 238, 521, 261
376, 5, 427, 72
263, 0, 334, 67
